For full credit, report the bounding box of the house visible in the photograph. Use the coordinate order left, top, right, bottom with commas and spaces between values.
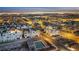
24, 29, 40, 38
0, 29, 22, 42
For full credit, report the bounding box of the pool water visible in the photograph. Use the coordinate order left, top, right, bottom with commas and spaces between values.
35, 41, 45, 49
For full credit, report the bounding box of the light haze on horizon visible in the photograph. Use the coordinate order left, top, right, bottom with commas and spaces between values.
0, 7, 79, 12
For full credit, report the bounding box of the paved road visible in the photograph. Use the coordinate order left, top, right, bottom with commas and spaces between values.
0, 38, 28, 50
55, 39, 71, 51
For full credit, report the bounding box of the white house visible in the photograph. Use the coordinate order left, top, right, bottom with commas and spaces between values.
24, 30, 40, 38
0, 29, 22, 42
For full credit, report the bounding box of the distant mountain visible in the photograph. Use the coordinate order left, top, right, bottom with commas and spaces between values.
0, 7, 79, 12
0, 7, 79, 14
